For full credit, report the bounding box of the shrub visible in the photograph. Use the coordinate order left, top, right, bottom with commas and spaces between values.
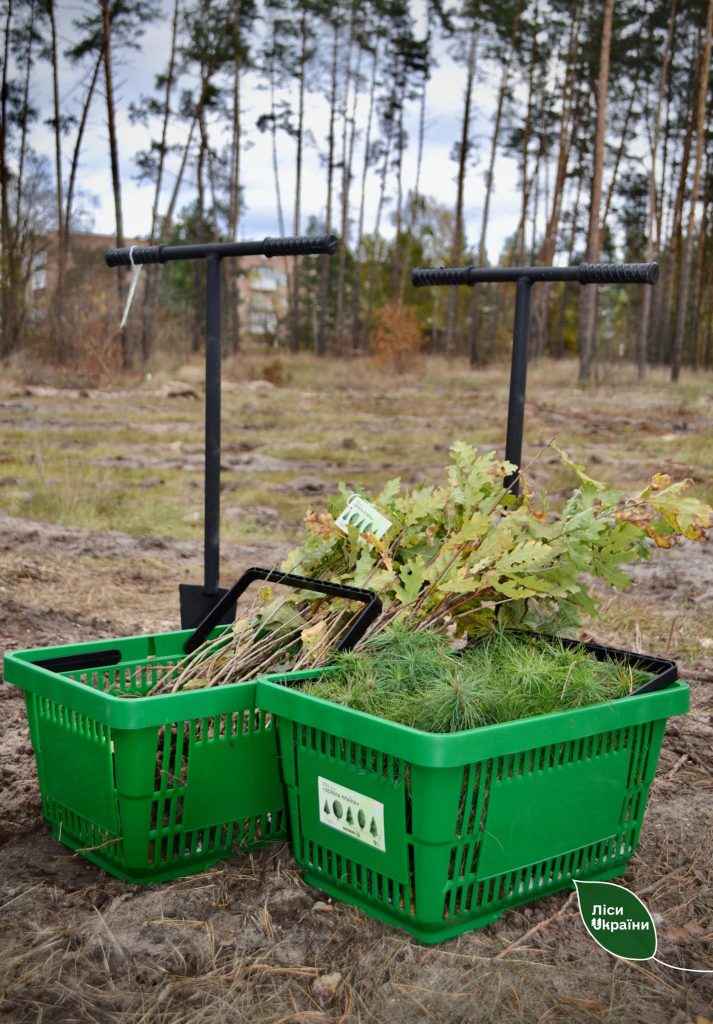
370, 303, 423, 374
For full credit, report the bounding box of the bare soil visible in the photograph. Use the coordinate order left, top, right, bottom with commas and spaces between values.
1, 358, 712, 1023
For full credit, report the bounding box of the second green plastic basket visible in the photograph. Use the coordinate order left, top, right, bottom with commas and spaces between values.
257, 658, 688, 943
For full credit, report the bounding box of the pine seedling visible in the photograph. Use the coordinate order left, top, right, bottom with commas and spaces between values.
299, 624, 655, 733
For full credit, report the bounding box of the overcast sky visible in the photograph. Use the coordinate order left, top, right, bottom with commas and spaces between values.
25, 2, 524, 261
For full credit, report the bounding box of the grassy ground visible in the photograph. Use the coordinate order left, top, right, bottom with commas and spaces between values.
0, 353, 712, 1023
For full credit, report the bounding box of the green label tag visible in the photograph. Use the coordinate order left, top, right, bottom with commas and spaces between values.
574, 880, 657, 961
335, 494, 392, 539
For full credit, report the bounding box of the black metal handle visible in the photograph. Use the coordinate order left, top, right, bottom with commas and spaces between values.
105, 234, 339, 267
578, 262, 659, 285
183, 566, 381, 655
105, 245, 163, 267
263, 234, 338, 257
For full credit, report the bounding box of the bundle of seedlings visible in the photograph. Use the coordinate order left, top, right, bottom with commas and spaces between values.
301, 624, 653, 732
153, 442, 712, 696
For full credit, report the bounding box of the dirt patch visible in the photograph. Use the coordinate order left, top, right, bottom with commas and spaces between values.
0, 510, 290, 568
627, 538, 713, 607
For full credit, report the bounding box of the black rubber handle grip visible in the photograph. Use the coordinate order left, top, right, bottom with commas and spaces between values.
183, 566, 381, 655
578, 262, 659, 285
263, 234, 338, 257
105, 245, 163, 267
411, 266, 473, 287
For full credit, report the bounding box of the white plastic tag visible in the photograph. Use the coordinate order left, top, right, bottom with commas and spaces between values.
120, 247, 142, 329
335, 494, 392, 539
318, 776, 385, 851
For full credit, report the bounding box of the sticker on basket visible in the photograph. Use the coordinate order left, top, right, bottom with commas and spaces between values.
335, 494, 392, 540
318, 776, 385, 852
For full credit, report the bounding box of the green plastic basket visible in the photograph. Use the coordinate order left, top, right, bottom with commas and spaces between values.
3, 627, 287, 883
257, 654, 688, 944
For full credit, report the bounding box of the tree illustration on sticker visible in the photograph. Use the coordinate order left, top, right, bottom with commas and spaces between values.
573, 880, 657, 961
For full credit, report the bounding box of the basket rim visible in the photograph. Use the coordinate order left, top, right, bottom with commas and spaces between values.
2, 624, 261, 729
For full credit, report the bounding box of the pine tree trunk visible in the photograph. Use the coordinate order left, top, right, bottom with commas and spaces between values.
363, 97, 395, 351
268, 22, 286, 239
469, 38, 513, 366
65, 52, 101, 243
704, 255, 713, 369
656, 88, 693, 366
316, 20, 339, 356
0, 0, 11, 297
4, 0, 35, 357
335, 10, 360, 345
268, 27, 291, 348
515, 14, 537, 265
350, 39, 379, 353
0, 0, 13, 356
554, 171, 583, 358
688, 167, 709, 368
671, 0, 713, 382
638, 0, 676, 380
138, 0, 180, 364
160, 113, 197, 239
101, 0, 129, 368
651, 84, 674, 366
529, 13, 580, 357
577, 0, 615, 383
289, 11, 308, 354
600, 88, 635, 229
398, 49, 428, 307
391, 100, 406, 302
227, 0, 242, 354
47, 0, 68, 361
193, 94, 209, 354
445, 27, 477, 356
475, 62, 510, 270
13, 2, 35, 234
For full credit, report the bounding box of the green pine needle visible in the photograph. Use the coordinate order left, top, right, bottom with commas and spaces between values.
302, 625, 651, 733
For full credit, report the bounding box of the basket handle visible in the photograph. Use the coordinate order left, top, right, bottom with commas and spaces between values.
183, 567, 382, 655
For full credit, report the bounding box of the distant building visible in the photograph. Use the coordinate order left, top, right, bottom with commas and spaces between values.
30, 231, 293, 346
236, 253, 292, 345
28, 230, 146, 297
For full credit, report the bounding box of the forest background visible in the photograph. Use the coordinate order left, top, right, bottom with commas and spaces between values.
1, 0, 713, 383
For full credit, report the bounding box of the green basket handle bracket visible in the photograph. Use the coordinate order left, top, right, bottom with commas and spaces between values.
182, 566, 382, 656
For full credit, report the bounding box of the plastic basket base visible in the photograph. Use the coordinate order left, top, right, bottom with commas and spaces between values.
302, 860, 628, 945
47, 813, 286, 885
